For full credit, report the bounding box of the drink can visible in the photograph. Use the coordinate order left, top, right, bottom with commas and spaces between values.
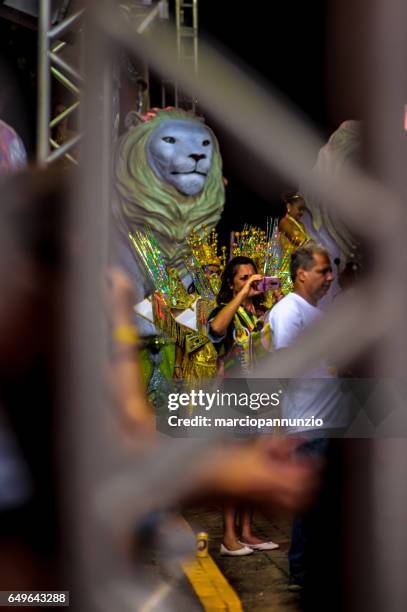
196, 531, 208, 557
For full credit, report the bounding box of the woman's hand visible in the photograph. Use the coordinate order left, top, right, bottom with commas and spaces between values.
238, 274, 264, 300
210, 275, 263, 338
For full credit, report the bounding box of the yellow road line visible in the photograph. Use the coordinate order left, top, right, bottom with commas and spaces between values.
180, 518, 243, 611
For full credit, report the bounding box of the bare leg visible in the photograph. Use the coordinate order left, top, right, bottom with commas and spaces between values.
240, 506, 271, 545
222, 504, 243, 550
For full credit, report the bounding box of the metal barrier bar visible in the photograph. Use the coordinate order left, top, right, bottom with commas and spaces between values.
363, 0, 407, 610
37, 2, 407, 610
65, 8, 115, 606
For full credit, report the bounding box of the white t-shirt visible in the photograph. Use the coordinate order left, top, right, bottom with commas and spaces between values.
264, 292, 348, 433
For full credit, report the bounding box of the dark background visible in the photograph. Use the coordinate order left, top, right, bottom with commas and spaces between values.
197, 0, 341, 242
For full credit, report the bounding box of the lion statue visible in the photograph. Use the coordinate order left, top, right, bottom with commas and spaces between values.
112, 108, 225, 299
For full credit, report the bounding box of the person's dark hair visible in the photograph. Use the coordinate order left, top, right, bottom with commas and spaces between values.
282, 191, 304, 207
290, 243, 330, 282
216, 255, 258, 305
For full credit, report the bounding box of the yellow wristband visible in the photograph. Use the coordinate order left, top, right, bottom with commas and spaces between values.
112, 325, 139, 345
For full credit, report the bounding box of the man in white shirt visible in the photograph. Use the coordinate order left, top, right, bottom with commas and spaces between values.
265, 243, 348, 590
265, 243, 348, 434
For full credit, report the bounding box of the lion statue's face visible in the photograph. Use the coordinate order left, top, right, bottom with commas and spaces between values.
113, 109, 225, 273
146, 119, 213, 196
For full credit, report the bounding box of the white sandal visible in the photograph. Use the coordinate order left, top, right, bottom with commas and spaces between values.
220, 543, 254, 556
238, 540, 279, 551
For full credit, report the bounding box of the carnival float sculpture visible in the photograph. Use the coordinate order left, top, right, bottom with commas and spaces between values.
111, 108, 226, 398
300, 120, 362, 301
112, 107, 225, 290
129, 226, 224, 391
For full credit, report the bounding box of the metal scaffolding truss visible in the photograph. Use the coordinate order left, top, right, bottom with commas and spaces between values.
162, 0, 199, 109
176, 0, 198, 75
37, 0, 198, 166
37, 1, 84, 165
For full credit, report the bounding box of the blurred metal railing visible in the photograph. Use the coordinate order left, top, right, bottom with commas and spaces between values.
36, 0, 407, 610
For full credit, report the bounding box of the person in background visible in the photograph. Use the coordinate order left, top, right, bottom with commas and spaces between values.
264, 243, 348, 590
208, 256, 280, 555
279, 193, 309, 249
278, 192, 311, 294
208, 255, 266, 376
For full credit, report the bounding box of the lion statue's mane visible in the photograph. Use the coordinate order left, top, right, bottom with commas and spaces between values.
112, 108, 225, 272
